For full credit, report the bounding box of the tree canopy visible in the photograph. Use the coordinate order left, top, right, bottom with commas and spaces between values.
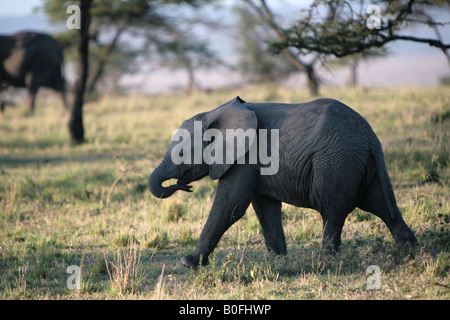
39, 0, 216, 93
268, 0, 450, 63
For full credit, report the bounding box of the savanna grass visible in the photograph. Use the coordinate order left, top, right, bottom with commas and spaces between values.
0, 85, 448, 299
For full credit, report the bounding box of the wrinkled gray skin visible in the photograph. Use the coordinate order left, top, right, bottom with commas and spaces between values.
149, 97, 417, 268
0, 32, 68, 112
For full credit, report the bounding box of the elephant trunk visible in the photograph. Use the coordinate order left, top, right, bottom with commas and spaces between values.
148, 160, 192, 199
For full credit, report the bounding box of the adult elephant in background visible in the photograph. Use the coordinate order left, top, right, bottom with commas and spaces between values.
148, 96, 417, 268
0, 31, 68, 112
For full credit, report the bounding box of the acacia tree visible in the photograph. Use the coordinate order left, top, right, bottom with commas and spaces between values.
268, 0, 450, 63
152, 20, 220, 93
41, 0, 215, 143
244, 0, 321, 96
234, 4, 296, 84
42, 0, 178, 94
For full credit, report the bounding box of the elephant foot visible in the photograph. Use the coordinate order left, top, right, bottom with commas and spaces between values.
180, 254, 209, 269
393, 223, 417, 248
266, 239, 287, 256
318, 233, 340, 254
180, 255, 198, 269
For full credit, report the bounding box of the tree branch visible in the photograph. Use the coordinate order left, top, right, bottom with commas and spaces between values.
86, 25, 125, 93
268, 0, 450, 64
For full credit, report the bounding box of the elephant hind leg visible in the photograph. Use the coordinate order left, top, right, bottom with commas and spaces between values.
252, 195, 286, 255
321, 209, 349, 253
357, 174, 417, 246
25, 73, 39, 112
309, 159, 359, 252
27, 87, 38, 112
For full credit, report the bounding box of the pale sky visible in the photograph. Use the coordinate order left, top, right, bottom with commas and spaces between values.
0, 0, 449, 91
0, 0, 41, 16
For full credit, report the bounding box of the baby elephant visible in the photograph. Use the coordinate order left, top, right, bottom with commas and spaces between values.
148, 97, 417, 268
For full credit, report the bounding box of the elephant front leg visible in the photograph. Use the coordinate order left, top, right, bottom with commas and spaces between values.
180, 204, 232, 268
181, 171, 255, 269
181, 198, 251, 268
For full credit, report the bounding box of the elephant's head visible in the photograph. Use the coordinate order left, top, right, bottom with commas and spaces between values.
148, 96, 257, 199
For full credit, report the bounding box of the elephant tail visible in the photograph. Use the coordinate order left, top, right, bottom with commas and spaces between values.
371, 143, 400, 220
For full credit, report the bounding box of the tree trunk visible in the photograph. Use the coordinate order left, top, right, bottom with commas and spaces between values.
282, 48, 319, 96
348, 59, 358, 87
305, 64, 319, 96
69, 0, 92, 143
185, 57, 198, 94
248, 0, 320, 97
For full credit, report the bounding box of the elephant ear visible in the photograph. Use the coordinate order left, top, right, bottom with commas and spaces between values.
204, 96, 257, 179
